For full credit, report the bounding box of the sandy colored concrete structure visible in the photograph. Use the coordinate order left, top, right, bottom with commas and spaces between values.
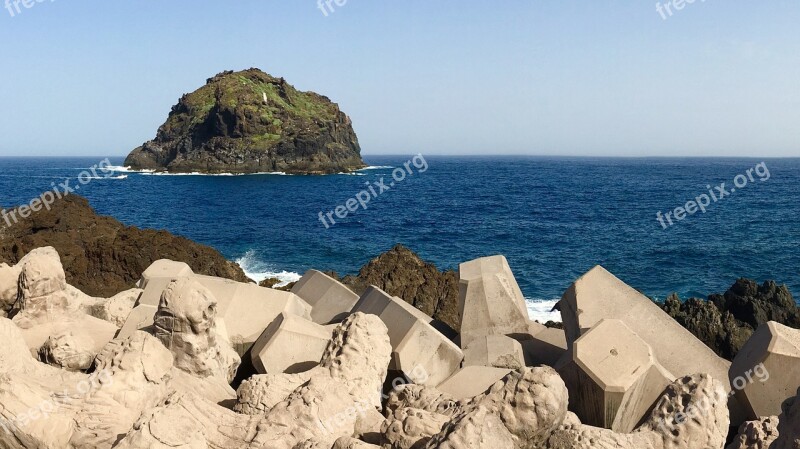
556, 265, 743, 423
136, 259, 194, 306
730, 321, 800, 419
120, 261, 313, 355
292, 269, 360, 324
463, 334, 525, 369
458, 255, 531, 349
352, 286, 463, 386
558, 319, 675, 432
436, 365, 513, 400
251, 312, 333, 374
511, 321, 569, 367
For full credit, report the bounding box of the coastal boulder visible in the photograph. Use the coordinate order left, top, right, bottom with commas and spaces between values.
548, 374, 730, 449
251, 312, 333, 374
0, 262, 20, 316
126, 313, 391, 449
352, 286, 463, 386
292, 269, 360, 324
153, 277, 241, 383
11, 248, 118, 358
458, 255, 530, 349
428, 367, 569, 449
730, 321, 800, 418
341, 244, 461, 331
0, 195, 250, 297
38, 331, 96, 371
726, 416, 780, 449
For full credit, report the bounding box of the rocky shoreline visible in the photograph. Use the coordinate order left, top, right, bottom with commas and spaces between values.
1, 196, 799, 448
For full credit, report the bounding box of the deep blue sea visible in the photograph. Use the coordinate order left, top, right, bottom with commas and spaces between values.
1, 156, 798, 321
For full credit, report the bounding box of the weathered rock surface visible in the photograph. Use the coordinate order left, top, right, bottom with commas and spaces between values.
341, 245, 461, 331
124, 68, 364, 174
548, 374, 730, 449
122, 312, 391, 449
773, 388, 800, 449
382, 407, 451, 449
730, 321, 800, 419
428, 367, 569, 449
38, 331, 96, 371
725, 416, 780, 449
154, 277, 241, 383
0, 195, 249, 297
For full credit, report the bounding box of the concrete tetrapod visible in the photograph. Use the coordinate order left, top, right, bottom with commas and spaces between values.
556, 265, 744, 424
292, 269, 360, 324
352, 286, 462, 386
729, 321, 800, 419
457, 255, 530, 349
557, 319, 675, 433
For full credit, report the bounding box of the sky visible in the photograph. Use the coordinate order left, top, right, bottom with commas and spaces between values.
0, 0, 798, 157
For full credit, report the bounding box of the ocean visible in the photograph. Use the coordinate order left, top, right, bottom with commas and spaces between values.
1, 156, 798, 322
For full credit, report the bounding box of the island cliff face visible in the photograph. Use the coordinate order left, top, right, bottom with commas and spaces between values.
124, 68, 365, 174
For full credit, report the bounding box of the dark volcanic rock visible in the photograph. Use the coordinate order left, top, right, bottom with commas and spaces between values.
0, 195, 250, 297
340, 245, 460, 331
663, 279, 799, 360
125, 68, 365, 174
710, 279, 800, 330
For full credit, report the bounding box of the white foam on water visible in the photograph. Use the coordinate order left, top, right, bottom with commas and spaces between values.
105, 165, 289, 176
83, 174, 128, 180
525, 298, 562, 323
358, 166, 393, 170
234, 250, 302, 287
139, 171, 289, 176
105, 165, 156, 173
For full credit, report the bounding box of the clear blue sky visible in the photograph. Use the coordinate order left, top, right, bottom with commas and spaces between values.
1, 0, 798, 157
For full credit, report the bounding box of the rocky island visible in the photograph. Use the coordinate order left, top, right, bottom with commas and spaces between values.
124, 68, 365, 174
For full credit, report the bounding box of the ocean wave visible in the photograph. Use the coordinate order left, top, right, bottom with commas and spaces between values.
106, 165, 289, 176
525, 298, 562, 323
234, 250, 302, 287
139, 171, 289, 177
105, 165, 156, 173
358, 166, 394, 170
83, 174, 128, 180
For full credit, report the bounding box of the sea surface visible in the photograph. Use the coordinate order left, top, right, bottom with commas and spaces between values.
1, 156, 798, 322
